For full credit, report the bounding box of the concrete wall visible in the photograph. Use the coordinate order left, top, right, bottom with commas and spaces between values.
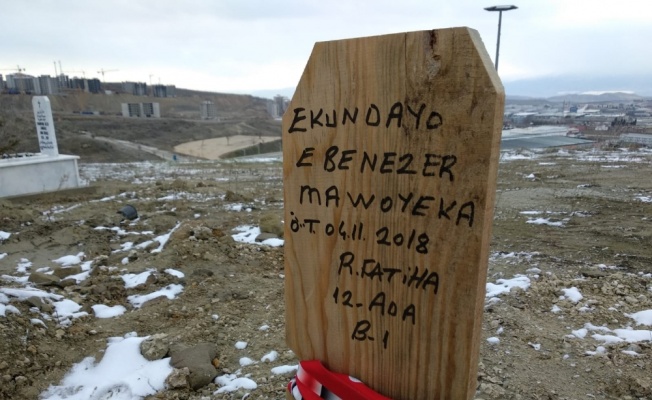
0, 155, 82, 198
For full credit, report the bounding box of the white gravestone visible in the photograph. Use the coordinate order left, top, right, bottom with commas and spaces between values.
32, 96, 59, 156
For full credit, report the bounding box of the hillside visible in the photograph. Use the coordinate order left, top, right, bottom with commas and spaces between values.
505, 92, 648, 106
546, 92, 646, 103
0, 89, 281, 162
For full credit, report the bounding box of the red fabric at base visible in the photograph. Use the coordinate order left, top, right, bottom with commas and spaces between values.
288, 360, 392, 400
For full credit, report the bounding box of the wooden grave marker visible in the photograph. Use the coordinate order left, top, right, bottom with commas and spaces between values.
283, 27, 504, 400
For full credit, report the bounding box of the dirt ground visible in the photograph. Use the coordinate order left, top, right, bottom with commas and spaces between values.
1, 144, 652, 400
173, 135, 282, 160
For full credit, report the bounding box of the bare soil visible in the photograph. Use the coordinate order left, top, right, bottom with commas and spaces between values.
1, 146, 652, 400
174, 136, 282, 160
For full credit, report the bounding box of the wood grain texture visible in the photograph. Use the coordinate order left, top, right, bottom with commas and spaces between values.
283, 27, 504, 400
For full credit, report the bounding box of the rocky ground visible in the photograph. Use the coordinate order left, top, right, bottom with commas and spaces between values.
1, 145, 652, 400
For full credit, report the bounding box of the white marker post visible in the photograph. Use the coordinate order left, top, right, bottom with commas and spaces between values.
32, 96, 59, 156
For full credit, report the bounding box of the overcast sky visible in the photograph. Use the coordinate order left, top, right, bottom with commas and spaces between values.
1, 0, 650, 97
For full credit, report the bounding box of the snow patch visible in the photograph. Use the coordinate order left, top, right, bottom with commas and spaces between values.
261, 351, 279, 363
41, 334, 172, 400
122, 269, 156, 289
127, 284, 184, 308
486, 276, 531, 298
53, 252, 85, 267
560, 287, 583, 303
626, 309, 652, 326
271, 365, 299, 375
165, 268, 185, 278
92, 304, 127, 318
526, 217, 565, 227
214, 372, 257, 393
232, 225, 284, 247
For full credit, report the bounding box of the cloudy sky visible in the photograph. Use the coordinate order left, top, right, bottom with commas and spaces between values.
1, 0, 650, 97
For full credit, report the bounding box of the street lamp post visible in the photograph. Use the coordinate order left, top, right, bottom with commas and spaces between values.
484, 5, 517, 71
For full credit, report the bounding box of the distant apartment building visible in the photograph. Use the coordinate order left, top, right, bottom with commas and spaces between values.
152, 85, 166, 97
121, 102, 160, 118
5, 73, 36, 93
200, 100, 217, 120
5, 73, 72, 95
34, 75, 60, 95
57, 74, 70, 90
69, 77, 85, 92
122, 81, 148, 96
267, 95, 289, 118
67, 77, 102, 94
152, 84, 176, 98
86, 78, 101, 94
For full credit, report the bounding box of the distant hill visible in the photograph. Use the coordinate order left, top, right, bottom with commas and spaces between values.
250, 87, 295, 100
506, 96, 551, 106
256, 88, 649, 105
506, 91, 647, 105
0, 87, 281, 163
504, 74, 652, 99
546, 92, 646, 103
506, 95, 536, 101
0, 86, 273, 120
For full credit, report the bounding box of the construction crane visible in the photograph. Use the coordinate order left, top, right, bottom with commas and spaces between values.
97, 68, 118, 81
0, 65, 25, 73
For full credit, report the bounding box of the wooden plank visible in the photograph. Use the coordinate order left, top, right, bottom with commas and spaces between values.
283, 27, 504, 400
